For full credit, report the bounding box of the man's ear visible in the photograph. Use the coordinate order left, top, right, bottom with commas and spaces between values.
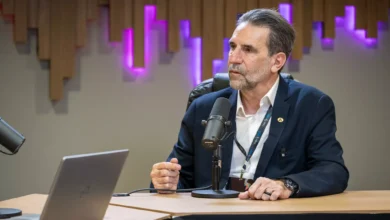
271, 52, 287, 73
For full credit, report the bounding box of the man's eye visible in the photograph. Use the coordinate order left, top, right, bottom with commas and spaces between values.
243, 47, 251, 52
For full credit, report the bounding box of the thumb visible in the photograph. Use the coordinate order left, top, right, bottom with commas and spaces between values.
238, 191, 249, 200
170, 158, 178, 164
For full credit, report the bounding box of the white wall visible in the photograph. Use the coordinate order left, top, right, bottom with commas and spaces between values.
0, 8, 389, 200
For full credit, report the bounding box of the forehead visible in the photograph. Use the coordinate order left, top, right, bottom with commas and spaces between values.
229, 22, 270, 48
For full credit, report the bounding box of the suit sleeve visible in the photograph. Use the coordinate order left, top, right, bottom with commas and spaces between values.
150, 99, 197, 189
284, 94, 349, 197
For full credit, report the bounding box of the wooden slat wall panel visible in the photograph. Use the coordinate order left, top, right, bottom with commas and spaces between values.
28, 0, 38, 28
366, 0, 377, 38
355, 0, 367, 29
377, 0, 389, 22
291, 0, 303, 60
176, 0, 188, 20
215, 0, 224, 59
109, 0, 125, 42
124, 0, 133, 29
99, 0, 109, 5
258, 0, 273, 8
133, 0, 145, 67
303, 0, 312, 47
3, 0, 390, 101
38, 0, 50, 60
156, 0, 167, 20
168, 0, 180, 52
272, 0, 284, 8
324, 0, 336, 38
50, 0, 65, 100
246, 0, 258, 10
144, 0, 155, 4
2, 0, 14, 15
224, 0, 238, 38
87, 0, 98, 21
237, 0, 246, 14
189, 0, 202, 37
51, 0, 76, 80
312, 0, 324, 22
14, 0, 28, 43
202, 0, 216, 80
76, 0, 87, 47
335, 0, 345, 17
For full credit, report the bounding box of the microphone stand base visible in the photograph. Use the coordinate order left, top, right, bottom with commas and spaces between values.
0, 208, 22, 219
191, 189, 239, 199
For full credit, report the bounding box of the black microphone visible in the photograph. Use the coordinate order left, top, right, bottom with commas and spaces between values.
201, 97, 231, 151
0, 117, 25, 155
192, 98, 239, 198
0, 117, 26, 218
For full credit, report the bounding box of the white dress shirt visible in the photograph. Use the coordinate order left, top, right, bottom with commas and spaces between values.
229, 76, 280, 180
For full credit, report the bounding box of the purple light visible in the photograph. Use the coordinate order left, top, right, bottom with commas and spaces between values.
335, 16, 344, 27
124, 29, 134, 68
192, 38, 202, 85
144, 5, 155, 65
180, 20, 201, 86
345, 6, 355, 31
213, 60, 223, 74
181, 20, 190, 39
124, 5, 155, 75
279, 4, 292, 24
345, 6, 378, 46
322, 38, 334, 48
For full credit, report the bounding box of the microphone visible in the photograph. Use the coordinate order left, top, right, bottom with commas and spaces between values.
201, 97, 231, 151
0, 117, 25, 155
0, 117, 26, 219
192, 97, 239, 199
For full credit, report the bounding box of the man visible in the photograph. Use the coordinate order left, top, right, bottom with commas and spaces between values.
150, 8, 349, 201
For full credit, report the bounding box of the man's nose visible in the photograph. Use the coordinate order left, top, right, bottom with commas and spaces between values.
228, 49, 243, 64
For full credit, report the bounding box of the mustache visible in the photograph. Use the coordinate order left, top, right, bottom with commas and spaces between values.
228, 64, 244, 74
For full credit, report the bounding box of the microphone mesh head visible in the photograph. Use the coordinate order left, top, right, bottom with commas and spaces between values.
210, 97, 231, 119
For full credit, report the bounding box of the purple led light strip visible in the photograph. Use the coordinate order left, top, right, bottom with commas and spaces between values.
124, 5, 386, 85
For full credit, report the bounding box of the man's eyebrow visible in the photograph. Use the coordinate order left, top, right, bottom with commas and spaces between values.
242, 44, 258, 52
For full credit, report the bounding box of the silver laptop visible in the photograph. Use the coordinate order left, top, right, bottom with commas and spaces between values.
11, 149, 129, 220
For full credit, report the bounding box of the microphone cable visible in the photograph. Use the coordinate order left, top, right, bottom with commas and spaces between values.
112, 185, 212, 197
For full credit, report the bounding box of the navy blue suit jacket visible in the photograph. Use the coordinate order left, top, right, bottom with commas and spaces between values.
163, 75, 349, 197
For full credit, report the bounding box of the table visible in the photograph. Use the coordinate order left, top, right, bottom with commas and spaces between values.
110, 190, 390, 220
0, 194, 170, 220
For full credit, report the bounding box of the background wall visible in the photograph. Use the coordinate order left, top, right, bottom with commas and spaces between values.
0, 7, 389, 200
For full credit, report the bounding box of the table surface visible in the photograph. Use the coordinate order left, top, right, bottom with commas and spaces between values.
110, 190, 390, 216
0, 194, 170, 220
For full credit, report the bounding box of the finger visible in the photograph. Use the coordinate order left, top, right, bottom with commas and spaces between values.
154, 176, 177, 185
252, 179, 273, 199
248, 178, 267, 199
255, 183, 271, 199
154, 182, 176, 190
280, 188, 292, 199
156, 183, 177, 193
150, 169, 179, 178
238, 191, 249, 200
170, 158, 178, 164
261, 193, 270, 201
153, 162, 181, 171
270, 190, 282, 201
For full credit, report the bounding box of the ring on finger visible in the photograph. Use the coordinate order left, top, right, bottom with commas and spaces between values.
264, 189, 273, 196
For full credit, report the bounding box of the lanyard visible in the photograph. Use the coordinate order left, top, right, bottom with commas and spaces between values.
235, 106, 273, 179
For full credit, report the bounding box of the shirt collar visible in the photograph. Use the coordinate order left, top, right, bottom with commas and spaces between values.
236, 76, 280, 117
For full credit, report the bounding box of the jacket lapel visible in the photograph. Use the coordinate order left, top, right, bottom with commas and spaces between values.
220, 88, 238, 188
254, 76, 290, 178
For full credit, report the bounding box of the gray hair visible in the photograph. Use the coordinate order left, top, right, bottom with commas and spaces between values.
237, 8, 296, 61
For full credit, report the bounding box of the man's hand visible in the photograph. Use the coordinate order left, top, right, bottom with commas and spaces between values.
150, 158, 181, 194
238, 177, 292, 201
